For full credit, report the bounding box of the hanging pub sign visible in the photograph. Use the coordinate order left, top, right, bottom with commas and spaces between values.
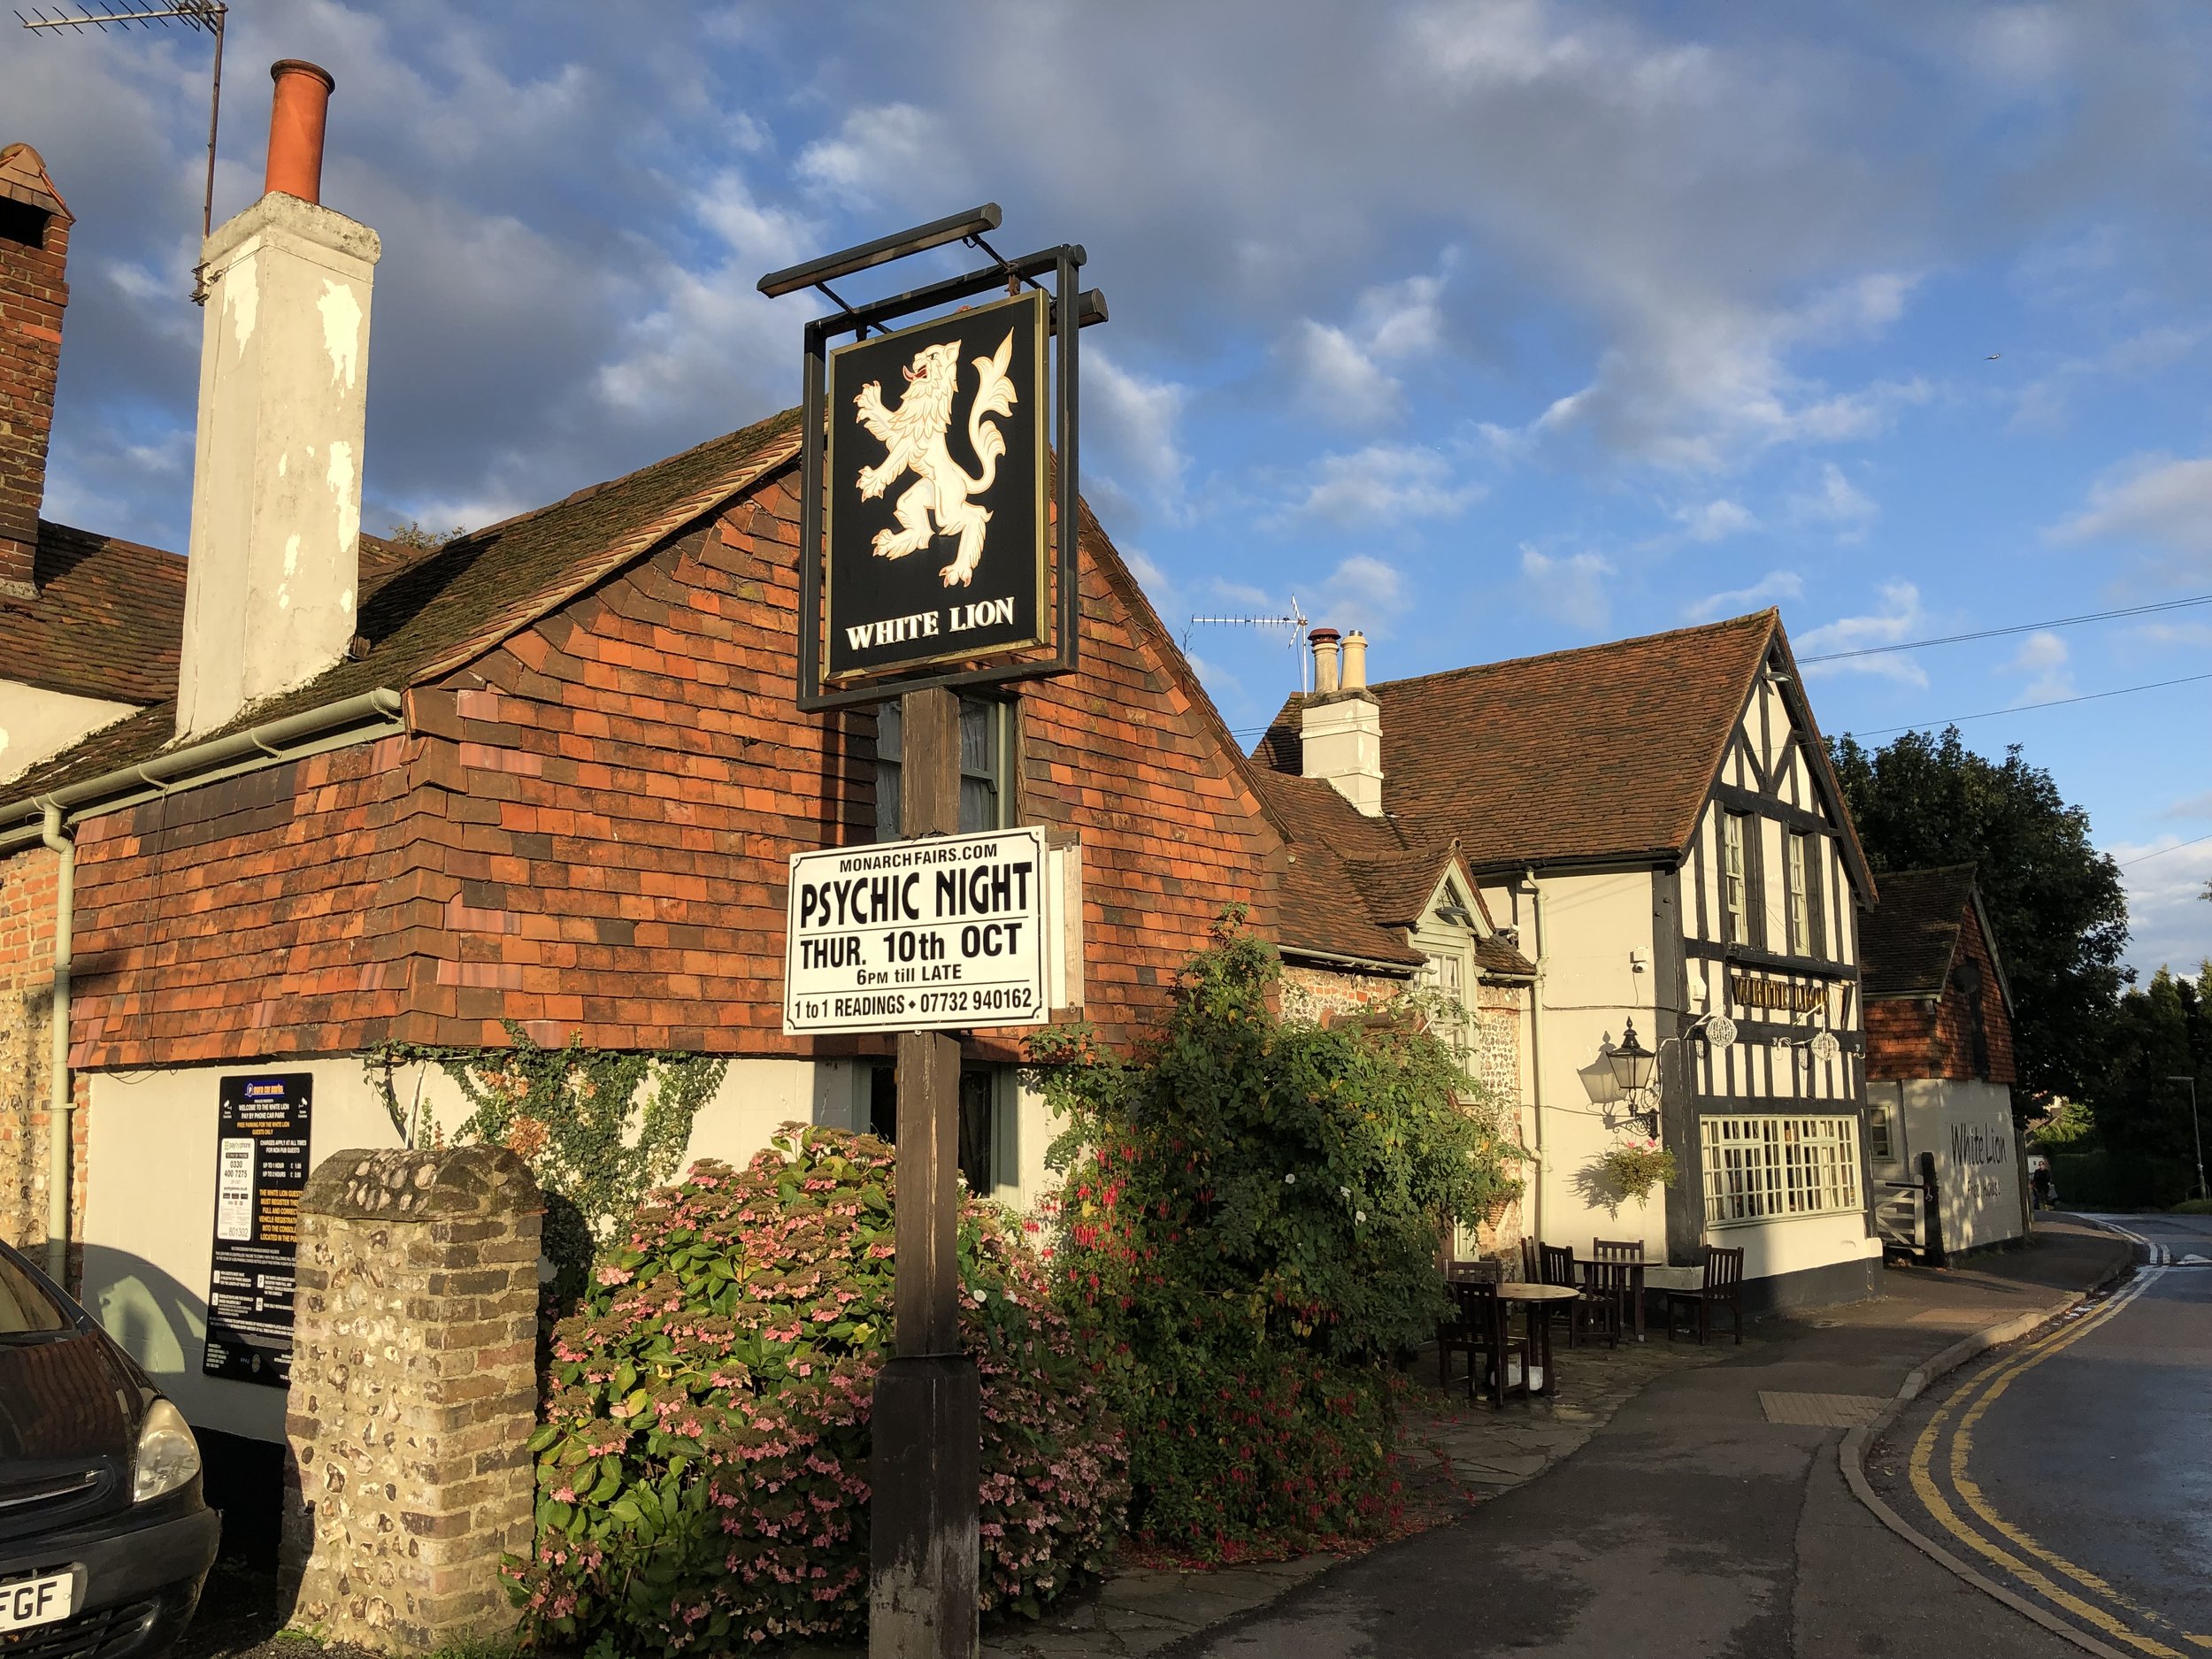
825, 290, 1050, 683
201, 1072, 311, 1387
766, 203, 1099, 712
784, 826, 1052, 1034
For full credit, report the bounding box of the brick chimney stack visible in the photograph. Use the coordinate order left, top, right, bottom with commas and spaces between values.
1301, 625, 1385, 816
178, 62, 379, 739
0, 143, 71, 603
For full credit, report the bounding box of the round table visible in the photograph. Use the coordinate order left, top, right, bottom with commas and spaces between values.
1494, 1282, 1578, 1397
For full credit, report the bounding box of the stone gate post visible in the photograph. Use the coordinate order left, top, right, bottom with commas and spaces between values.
281, 1146, 543, 1652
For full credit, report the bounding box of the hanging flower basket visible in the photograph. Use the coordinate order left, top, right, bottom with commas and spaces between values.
1597, 1144, 1678, 1204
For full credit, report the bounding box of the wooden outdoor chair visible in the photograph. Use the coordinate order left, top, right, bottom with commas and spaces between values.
1436, 1258, 1500, 1385
1582, 1238, 1644, 1344
1517, 1240, 1584, 1347
1442, 1277, 1531, 1407
1575, 1259, 1629, 1348
1664, 1245, 1747, 1346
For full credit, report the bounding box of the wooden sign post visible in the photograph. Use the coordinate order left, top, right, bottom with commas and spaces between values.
870, 687, 977, 1656
763, 209, 1099, 1659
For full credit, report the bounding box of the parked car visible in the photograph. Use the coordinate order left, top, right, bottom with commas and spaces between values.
0, 1237, 219, 1659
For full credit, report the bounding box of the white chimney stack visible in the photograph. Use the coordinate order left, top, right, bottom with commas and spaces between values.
176, 61, 378, 739
1300, 626, 1384, 816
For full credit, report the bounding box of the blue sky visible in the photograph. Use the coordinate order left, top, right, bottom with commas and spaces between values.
4, 1, 2208, 973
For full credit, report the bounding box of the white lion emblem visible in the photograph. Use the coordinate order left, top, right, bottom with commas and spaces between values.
852, 327, 1018, 588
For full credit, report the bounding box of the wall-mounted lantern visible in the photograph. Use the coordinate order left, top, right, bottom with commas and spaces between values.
1601, 1014, 1738, 1141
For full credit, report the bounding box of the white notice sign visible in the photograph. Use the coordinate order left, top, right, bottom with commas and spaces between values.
216, 1137, 256, 1242
784, 827, 1051, 1034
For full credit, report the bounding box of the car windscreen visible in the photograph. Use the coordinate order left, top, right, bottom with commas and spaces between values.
0, 1248, 73, 1336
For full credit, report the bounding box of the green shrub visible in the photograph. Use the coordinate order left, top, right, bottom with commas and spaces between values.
507, 1127, 1126, 1652
1032, 912, 1519, 1558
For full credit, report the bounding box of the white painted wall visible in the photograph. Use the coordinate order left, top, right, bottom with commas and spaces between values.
81, 1059, 407, 1443
1709, 1209, 1883, 1280
0, 680, 137, 784
1894, 1076, 2024, 1254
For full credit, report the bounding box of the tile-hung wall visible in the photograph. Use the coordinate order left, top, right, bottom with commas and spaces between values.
1676, 657, 1876, 1279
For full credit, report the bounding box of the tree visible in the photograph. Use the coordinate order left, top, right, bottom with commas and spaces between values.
2085, 966, 2209, 1202
1830, 726, 2128, 1105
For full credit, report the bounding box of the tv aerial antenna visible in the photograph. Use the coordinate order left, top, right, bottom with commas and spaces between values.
16, 1, 227, 299
1185, 595, 1315, 692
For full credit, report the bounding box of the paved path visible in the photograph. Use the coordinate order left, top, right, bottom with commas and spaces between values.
1153, 1222, 2130, 1659
1869, 1214, 2212, 1657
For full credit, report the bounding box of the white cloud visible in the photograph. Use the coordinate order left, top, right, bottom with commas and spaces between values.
795, 104, 964, 212
1294, 444, 1483, 526
2053, 454, 2212, 576
2004, 630, 2077, 703
1319, 554, 1409, 633
1286, 273, 1449, 428
1520, 546, 1614, 632
1675, 498, 1759, 542
1795, 462, 1880, 539
2108, 837, 2212, 979
1796, 580, 1931, 684
1085, 352, 1190, 517
1685, 569, 1803, 623
2159, 792, 2212, 821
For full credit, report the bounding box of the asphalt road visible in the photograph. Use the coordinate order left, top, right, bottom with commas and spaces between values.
1163, 1230, 2131, 1659
1870, 1214, 2212, 1658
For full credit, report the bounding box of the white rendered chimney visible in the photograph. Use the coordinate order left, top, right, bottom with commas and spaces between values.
176, 61, 378, 739
1301, 626, 1383, 816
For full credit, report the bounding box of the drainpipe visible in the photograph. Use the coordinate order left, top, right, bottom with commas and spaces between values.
1521, 867, 1547, 1249
37, 799, 73, 1285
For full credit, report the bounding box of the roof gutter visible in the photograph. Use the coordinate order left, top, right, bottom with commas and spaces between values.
0, 688, 406, 854
1276, 944, 1423, 976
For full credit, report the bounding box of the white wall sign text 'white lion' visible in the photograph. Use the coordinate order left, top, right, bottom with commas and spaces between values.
852, 328, 1018, 588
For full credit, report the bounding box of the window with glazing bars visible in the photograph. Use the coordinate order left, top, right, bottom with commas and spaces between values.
1701, 1115, 1861, 1225
874, 698, 1012, 841
1786, 833, 1812, 956
1722, 813, 1749, 943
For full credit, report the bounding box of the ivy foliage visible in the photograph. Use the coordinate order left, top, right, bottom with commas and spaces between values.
364, 1022, 726, 1300
507, 1128, 1126, 1653
1032, 910, 1520, 1558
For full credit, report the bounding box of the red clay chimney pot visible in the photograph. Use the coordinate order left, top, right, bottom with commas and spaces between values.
265, 59, 336, 205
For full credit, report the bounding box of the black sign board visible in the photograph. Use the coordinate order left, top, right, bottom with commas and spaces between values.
201, 1073, 311, 1387
824, 290, 1048, 683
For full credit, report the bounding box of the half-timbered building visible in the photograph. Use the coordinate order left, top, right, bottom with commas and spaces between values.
1259, 610, 1885, 1313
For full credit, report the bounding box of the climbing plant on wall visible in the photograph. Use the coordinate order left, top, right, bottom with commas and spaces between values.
363, 1021, 726, 1301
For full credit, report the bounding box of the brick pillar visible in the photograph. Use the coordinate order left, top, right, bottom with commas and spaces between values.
283, 1146, 543, 1653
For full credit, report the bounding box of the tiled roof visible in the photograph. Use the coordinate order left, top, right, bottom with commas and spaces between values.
1477, 934, 1537, 979
1249, 770, 1425, 967
4, 411, 802, 802
1860, 864, 1980, 1000
1343, 848, 1455, 928
1256, 611, 1871, 890
0, 524, 186, 703
0, 522, 439, 709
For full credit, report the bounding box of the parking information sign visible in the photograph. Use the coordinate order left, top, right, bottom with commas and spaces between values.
785, 826, 1050, 1034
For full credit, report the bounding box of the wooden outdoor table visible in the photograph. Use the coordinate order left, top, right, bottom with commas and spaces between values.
1495, 1281, 1578, 1397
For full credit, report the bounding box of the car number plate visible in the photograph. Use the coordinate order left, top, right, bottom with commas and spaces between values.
0, 1571, 74, 1634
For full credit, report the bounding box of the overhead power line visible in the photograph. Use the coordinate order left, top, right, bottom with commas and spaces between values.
2118, 832, 2212, 871
1800, 592, 2212, 664
1848, 669, 2212, 740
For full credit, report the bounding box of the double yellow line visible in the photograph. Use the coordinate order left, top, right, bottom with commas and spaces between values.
1908, 1268, 2210, 1656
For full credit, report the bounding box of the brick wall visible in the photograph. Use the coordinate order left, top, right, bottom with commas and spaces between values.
42, 466, 1284, 1068
1864, 901, 2016, 1087
0, 151, 69, 595
1280, 961, 1409, 1024
0, 843, 57, 1248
